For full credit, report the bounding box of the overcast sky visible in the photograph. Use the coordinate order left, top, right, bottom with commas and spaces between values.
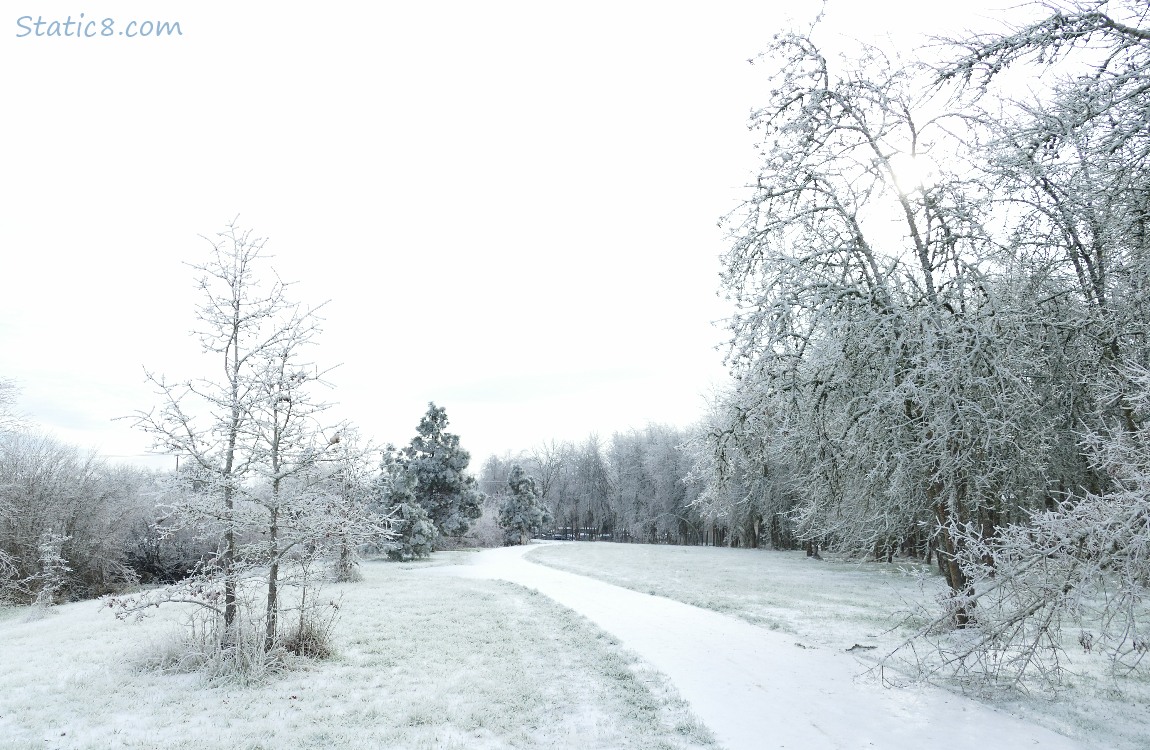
1, 1, 1021, 470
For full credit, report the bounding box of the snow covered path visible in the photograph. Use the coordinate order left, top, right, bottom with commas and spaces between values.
428, 543, 1090, 750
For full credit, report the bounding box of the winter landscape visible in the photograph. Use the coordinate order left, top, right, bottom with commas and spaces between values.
4, 0, 1150, 748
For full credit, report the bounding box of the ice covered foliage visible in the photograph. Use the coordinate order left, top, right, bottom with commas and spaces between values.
0, 377, 26, 433
0, 432, 147, 604
120, 222, 385, 670
712, 0, 1150, 655
30, 532, 71, 607
715, 29, 1051, 625
874, 0, 1150, 686
910, 364, 1150, 687
497, 464, 551, 546
397, 403, 484, 540
374, 448, 438, 561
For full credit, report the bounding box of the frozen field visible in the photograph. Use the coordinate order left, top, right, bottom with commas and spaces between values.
0, 552, 711, 750
527, 542, 1150, 750
2, 543, 1147, 749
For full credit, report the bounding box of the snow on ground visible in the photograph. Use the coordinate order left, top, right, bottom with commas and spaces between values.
525, 542, 1150, 750
4, 543, 1144, 749
432, 543, 1096, 750
0, 553, 712, 750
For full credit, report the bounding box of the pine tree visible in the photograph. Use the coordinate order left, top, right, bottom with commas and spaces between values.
498, 465, 550, 546
375, 448, 438, 561
399, 403, 484, 539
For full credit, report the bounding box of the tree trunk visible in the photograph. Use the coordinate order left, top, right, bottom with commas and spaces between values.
265, 505, 279, 652
223, 483, 237, 629
934, 493, 974, 628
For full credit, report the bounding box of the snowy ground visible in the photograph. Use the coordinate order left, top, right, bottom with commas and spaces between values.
3, 544, 1145, 749
431, 543, 1102, 750
0, 553, 712, 750
524, 542, 1150, 750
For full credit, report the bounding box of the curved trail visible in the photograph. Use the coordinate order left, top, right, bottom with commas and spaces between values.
427, 543, 1088, 750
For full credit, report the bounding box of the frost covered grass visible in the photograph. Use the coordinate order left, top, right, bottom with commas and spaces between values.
0, 551, 712, 750
528, 543, 935, 649
527, 542, 1150, 750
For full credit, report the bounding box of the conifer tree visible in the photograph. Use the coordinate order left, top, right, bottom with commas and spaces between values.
399, 403, 484, 539
497, 465, 550, 546
374, 448, 438, 561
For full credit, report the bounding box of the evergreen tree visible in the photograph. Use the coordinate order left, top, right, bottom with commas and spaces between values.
375, 448, 438, 561
400, 403, 484, 538
498, 465, 551, 546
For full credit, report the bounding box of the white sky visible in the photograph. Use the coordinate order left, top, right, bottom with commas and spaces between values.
1, 0, 1022, 470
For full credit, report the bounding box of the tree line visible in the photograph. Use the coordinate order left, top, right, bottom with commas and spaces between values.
480, 425, 713, 546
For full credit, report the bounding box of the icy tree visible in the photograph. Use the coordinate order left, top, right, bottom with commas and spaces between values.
606, 425, 702, 545
0, 432, 145, 604
123, 221, 377, 662
488, 427, 701, 545
717, 32, 1054, 623
887, 0, 1150, 682
0, 377, 26, 434
1, 381, 30, 600
564, 435, 615, 540
31, 531, 71, 606
374, 447, 437, 561
497, 464, 550, 546
397, 403, 484, 540
686, 393, 800, 550
318, 429, 389, 581
898, 364, 1150, 686
528, 439, 568, 508
129, 224, 289, 631
248, 335, 343, 651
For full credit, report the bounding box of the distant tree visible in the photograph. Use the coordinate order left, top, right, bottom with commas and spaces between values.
528, 439, 568, 506
0, 432, 147, 604
399, 403, 484, 539
478, 452, 523, 498
319, 429, 387, 581
687, 391, 800, 550
531, 439, 576, 537
31, 531, 71, 606
374, 447, 438, 561
571, 435, 614, 539
0, 377, 25, 433
498, 465, 551, 546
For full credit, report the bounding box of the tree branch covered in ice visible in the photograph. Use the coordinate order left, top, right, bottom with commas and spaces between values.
708, 0, 1150, 686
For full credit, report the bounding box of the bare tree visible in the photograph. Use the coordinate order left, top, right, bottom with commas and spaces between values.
131, 222, 298, 629
122, 221, 377, 662
248, 327, 343, 651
